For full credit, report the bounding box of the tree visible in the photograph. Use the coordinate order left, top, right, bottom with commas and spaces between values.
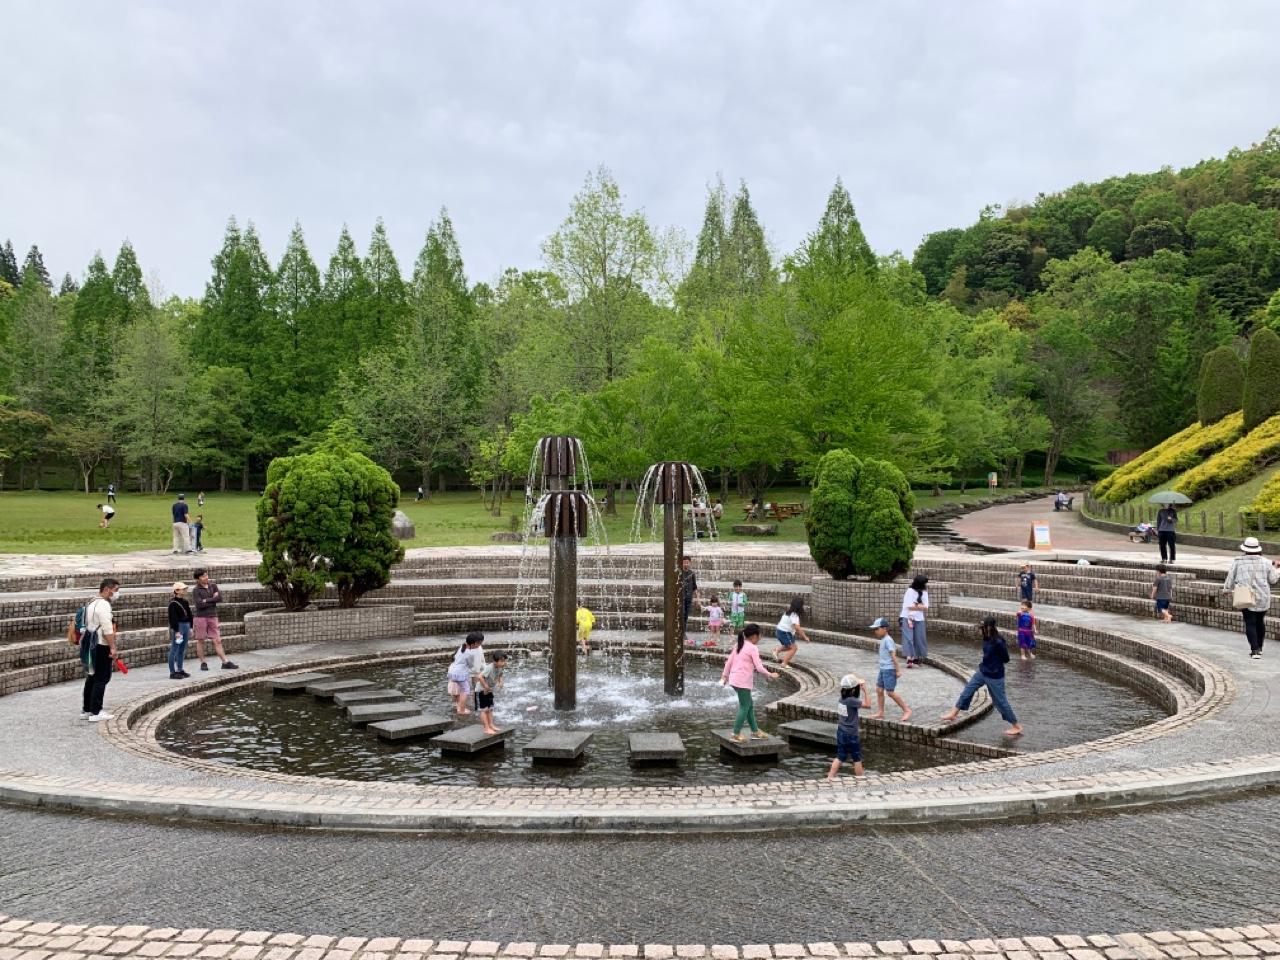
256, 426, 404, 610
542, 166, 663, 384
108, 308, 190, 492
361, 218, 408, 351
1244, 326, 1280, 430
1126, 219, 1184, 259
805, 449, 916, 581
0, 241, 18, 287
912, 228, 964, 296
189, 365, 254, 490
1085, 208, 1129, 260
70, 253, 123, 383
1032, 310, 1109, 485
0, 399, 53, 491
58, 272, 79, 296
1196, 345, 1245, 425
21, 245, 50, 290
726, 181, 774, 299
53, 417, 112, 493
111, 240, 152, 324
262, 222, 329, 447
320, 225, 371, 379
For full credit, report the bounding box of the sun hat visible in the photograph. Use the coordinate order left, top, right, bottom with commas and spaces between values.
839, 673, 864, 688
172, 581, 186, 592
868, 617, 891, 630
1241, 536, 1264, 554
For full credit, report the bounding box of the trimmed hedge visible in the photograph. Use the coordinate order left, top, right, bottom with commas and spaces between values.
805, 449, 916, 581
1174, 412, 1280, 501
1248, 470, 1280, 525
1197, 346, 1245, 425
1096, 412, 1244, 503
1245, 327, 1280, 432
1092, 420, 1201, 499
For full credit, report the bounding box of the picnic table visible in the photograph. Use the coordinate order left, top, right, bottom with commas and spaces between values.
742, 502, 806, 521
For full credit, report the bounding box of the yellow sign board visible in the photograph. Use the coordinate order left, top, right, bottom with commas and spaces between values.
1029, 522, 1052, 551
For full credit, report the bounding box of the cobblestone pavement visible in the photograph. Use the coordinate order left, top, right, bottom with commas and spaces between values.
1, 796, 1279, 940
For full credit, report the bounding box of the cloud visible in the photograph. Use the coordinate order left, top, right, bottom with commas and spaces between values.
3, 0, 1278, 296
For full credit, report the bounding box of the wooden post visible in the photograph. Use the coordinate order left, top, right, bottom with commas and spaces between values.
1219, 512, 1225, 535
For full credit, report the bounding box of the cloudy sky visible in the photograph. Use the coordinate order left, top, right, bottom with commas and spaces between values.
4, 1, 1279, 296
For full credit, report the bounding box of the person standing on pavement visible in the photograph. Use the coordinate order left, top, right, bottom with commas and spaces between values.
167, 582, 193, 679
1156, 505, 1179, 564
192, 568, 237, 670
1222, 537, 1279, 660
80, 578, 121, 722
171, 493, 192, 554
939, 615, 1023, 737
677, 557, 699, 641
899, 574, 930, 667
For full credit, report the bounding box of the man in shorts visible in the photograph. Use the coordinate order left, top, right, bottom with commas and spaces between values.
192, 568, 237, 671
867, 617, 911, 722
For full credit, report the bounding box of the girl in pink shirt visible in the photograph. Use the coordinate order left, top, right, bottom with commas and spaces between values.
720, 623, 779, 742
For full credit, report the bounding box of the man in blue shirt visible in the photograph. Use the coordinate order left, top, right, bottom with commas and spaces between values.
171, 494, 192, 554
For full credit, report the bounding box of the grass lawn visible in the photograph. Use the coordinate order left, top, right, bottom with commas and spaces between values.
0, 485, 1044, 555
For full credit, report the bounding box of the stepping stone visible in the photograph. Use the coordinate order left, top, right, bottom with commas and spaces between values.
369, 714, 454, 742
712, 729, 787, 761
346, 702, 423, 725
431, 725, 514, 755
268, 672, 333, 693
307, 678, 376, 698
777, 719, 839, 748
628, 732, 686, 763
523, 731, 593, 762
333, 688, 407, 708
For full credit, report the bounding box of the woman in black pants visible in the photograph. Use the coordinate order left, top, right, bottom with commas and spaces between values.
1156, 505, 1178, 563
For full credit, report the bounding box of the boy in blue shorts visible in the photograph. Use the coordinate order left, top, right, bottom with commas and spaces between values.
867, 617, 911, 722
827, 673, 867, 779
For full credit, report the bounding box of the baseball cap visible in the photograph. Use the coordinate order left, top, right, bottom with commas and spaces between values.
868, 617, 891, 630
839, 673, 863, 688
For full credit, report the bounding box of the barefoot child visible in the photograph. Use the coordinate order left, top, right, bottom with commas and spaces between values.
1151, 564, 1174, 623
704, 596, 724, 647
719, 624, 779, 742
728, 580, 748, 632
475, 651, 508, 735
940, 615, 1022, 737
447, 634, 482, 715
827, 673, 867, 780
868, 617, 911, 722
1016, 600, 1037, 660
576, 605, 595, 655
774, 597, 809, 668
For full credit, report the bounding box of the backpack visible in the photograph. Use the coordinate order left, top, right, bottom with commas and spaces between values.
68, 600, 102, 675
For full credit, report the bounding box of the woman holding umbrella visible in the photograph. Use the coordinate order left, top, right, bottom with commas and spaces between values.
1150, 491, 1191, 563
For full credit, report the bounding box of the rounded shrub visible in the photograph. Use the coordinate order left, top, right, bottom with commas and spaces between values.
806, 449, 917, 581
257, 427, 405, 611
1197, 346, 1245, 426
1244, 326, 1280, 432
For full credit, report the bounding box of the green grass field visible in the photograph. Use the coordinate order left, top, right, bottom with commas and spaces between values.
0, 486, 1026, 554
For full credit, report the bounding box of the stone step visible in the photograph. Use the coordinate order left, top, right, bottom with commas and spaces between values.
306, 678, 375, 698
522, 730, 593, 761
712, 729, 787, 760
368, 714, 454, 741
267, 672, 333, 693
627, 732, 686, 762
346, 702, 423, 725
777, 718, 839, 748
332, 688, 407, 708
431, 724, 514, 755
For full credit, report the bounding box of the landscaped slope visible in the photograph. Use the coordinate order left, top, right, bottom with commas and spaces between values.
1093, 413, 1244, 503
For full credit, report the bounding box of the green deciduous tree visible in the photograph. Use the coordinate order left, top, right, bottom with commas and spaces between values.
108, 307, 189, 492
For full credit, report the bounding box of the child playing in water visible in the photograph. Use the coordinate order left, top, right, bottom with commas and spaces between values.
1016, 601, 1037, 660
827, 673, 866, 780
576, 606, 595, 655
474, 650, 508, 735
446, 634, 483, 715
729, 580, 748, 632
704, 596, 724, 647
868, 617, 911, 722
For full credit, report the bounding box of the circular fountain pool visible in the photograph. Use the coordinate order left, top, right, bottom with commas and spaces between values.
157, 650, 962, 787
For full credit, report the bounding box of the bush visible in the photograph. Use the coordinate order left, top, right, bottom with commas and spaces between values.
1174, 412, 1280, 501
1245, 327, 1280, 432
1197, 346, 1245, 425
1096, 412, 1244, 503
1248, 470, 1280, 525
257, 428, 405, 611
806, 449, 916, 581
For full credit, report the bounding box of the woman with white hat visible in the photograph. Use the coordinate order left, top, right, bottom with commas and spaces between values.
1222, 537, 1279, 659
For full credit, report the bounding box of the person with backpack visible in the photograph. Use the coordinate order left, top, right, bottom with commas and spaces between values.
69, 578, 121, 721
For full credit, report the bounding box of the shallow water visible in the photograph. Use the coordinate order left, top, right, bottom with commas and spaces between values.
158, 652, 961, 786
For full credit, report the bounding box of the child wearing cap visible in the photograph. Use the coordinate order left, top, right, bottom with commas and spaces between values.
868, 617, 911, 722
827, 673, 866, 779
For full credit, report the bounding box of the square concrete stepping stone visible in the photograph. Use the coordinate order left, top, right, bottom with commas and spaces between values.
346, 702, 422, 725
431, 725, 514, 755
368, 714, 453, 742
628, 732, 686, 763
523, 731, 593, 762
333, 688, 406, 708
712, 729, 787, 760
777, 719, 838, 748
269, 672, 333, 693
307, 678, 376, 698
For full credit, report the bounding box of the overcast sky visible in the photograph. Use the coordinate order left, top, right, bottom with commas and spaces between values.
4, 1, 1279, 297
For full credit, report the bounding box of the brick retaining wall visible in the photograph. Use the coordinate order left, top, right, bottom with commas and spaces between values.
242, 605, 416, 647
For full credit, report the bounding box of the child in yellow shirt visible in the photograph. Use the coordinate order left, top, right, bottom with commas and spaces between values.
576, 606, 595, 655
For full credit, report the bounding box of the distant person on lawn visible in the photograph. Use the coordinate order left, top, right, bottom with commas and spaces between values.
106, 482, 116, 504
171, 493, 192, 554
96, 502, 115, 528
193, 569, 237, 670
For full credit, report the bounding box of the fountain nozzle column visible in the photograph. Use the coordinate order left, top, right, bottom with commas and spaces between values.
537, 436, 589, 711
652, 462, 694, 696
